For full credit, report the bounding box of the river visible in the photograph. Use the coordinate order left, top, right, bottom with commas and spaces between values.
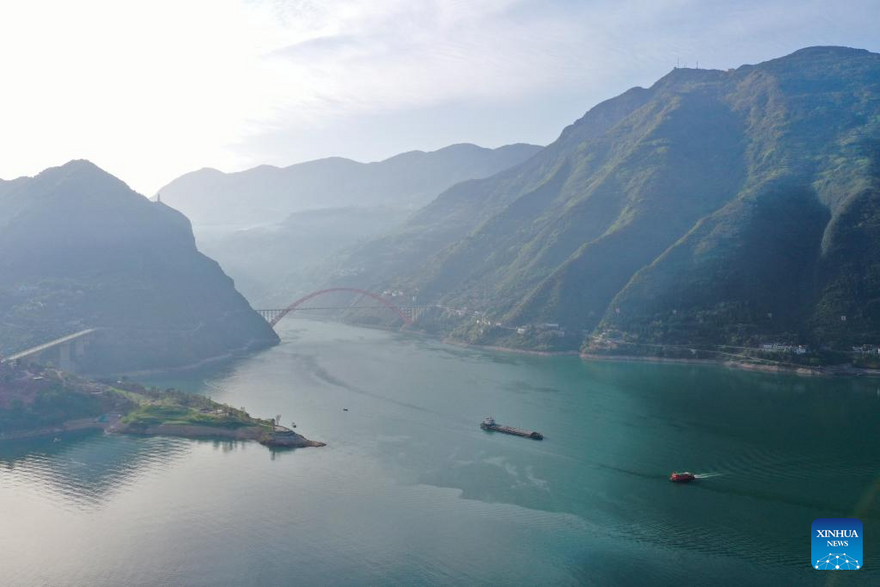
1, 319, 878, 586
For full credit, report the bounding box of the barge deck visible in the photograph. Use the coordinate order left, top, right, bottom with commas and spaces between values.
480, 417, 543, 440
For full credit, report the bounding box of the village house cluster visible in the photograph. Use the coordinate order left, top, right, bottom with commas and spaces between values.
851, 344, 880, 354
516, 323, 566, 337
759, 343, 809, 355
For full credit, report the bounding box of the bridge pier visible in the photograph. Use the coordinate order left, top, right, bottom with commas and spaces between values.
58, 342, 73, 372
15, 353, 36, 368
406, 306, 426, 322
74, 337, 86, 358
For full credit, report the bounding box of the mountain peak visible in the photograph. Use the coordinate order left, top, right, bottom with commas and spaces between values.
0, 161, 278, 371
59, 158, 101, 171
785, 45, 872, 58
52, 159, 115, 180
29, 159, 138, 201
746, 45, 879, 74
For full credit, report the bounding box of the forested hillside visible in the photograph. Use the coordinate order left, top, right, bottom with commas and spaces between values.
0, 161, 278, 372
333, 47, 880, 356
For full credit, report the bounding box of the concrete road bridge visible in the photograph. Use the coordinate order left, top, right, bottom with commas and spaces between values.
1, 328, 98, 372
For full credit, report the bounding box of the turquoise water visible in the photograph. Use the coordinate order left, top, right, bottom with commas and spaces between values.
1, 319, 879, 586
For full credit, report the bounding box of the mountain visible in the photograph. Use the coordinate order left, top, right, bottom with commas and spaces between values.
0, 160, 278, 372
332, 46, 880, 354
158, 143, 543, 231
162, 142, 542, 308
199, 206, 412, 307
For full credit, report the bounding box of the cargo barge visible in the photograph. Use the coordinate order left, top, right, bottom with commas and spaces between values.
480, 417, 543, 440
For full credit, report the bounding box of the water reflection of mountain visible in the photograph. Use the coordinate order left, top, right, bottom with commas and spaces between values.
0, 432, 194, 508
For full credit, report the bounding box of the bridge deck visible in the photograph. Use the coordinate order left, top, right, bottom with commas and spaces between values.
2, 328, 98, 363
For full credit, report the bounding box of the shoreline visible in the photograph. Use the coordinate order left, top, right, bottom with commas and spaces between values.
0, 417, 107, 442
579, 352, 822, 376
579, 352, 880, 377
106, 317, 880, 382
1, 417, 325, 449
443, 339, 839, 376
335, 318, 880, 378
441, 338, 579, 357
111, 422, 326, 448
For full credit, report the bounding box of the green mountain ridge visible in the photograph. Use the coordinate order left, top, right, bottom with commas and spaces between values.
0, 161, 278, 372
334, 46, 880, 354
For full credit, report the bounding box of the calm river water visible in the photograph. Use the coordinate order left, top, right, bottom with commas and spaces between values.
1, 319, 878, 586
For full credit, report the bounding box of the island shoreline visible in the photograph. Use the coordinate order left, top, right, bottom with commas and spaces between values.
1, 418, 326, 448
111, 422, 327, 448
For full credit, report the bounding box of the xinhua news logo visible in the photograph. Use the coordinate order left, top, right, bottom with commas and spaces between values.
812, 518, 862, 570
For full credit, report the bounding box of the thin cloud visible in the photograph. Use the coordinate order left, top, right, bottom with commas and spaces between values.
0, 0, 877, 193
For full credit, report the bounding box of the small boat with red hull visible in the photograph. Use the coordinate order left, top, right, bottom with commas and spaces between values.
669, 471, 696, 483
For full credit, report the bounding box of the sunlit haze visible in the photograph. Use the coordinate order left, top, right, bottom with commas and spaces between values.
1, 0, 878, 194
2, 3, 880, 585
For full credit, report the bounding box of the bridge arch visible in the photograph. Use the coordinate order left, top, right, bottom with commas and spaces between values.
266, 287, 412, 327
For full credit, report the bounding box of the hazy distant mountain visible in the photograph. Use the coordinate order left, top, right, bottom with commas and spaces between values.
163, 142, 543, 307
0, 160, 278, 372
334, 46, 880, 352
200, 206, 412, 307
158, 143, 542, 230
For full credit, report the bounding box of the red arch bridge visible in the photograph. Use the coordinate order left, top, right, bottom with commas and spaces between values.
256, 288, 429, 328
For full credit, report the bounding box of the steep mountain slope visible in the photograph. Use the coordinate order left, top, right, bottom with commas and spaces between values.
337, 46, 880, 353
332, 86, 654, 288
0, 161, 278, 372
596, 47, 880, 349
159, 143, 542, 230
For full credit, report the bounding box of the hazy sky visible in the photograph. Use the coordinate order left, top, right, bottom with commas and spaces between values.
1, 0, 878, 195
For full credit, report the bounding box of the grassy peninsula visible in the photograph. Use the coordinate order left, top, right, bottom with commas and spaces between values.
0, 362, 323, 448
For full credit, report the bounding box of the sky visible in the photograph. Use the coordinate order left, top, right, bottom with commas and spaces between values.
0, 0, 878, 195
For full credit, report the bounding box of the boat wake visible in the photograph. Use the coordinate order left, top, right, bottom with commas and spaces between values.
694, 472, 723, 479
